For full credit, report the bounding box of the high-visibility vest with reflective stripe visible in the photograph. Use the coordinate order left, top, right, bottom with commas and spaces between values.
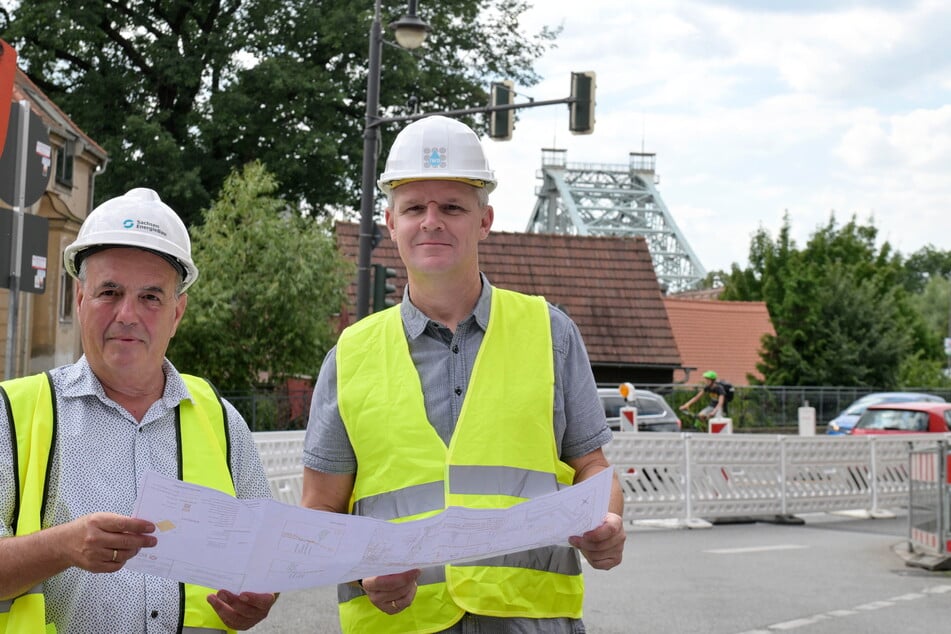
0, 372, 237, 634
336, 287, 584, 634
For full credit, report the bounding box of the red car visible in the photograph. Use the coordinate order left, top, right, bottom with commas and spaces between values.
849, 401, 951, 435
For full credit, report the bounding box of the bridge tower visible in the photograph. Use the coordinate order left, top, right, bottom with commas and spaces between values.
526, 149, 706, 292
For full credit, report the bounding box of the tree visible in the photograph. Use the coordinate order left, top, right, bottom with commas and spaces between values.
167, 161, 351, 391
901, 245, 951, 294
1, 0, 557, 225
901, 245, 951, 355
898, 350, 951, 388
722, 213, 923, 387
909, 275, 950, 344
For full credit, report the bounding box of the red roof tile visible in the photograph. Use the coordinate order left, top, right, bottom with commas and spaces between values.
663, 297, 775, 386
335, 222, 683, 376
13, 69, 107, 158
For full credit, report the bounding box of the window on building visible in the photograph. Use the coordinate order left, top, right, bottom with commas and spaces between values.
59, 266, 74, 323
55, 140, 74, 187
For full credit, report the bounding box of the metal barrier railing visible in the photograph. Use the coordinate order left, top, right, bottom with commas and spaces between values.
608, 433, 947, 526
909, 440, 951, 556
235, 385, 951, 432
253, 430, 309, 506
640, 385, 951, 432
252, 431, 951, 526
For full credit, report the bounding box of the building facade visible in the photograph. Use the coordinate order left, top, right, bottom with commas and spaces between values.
1, 69, 107, 378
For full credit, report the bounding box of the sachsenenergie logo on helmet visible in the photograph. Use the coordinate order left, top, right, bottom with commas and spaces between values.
123, 217, 169, 238
423, 147, 447, 169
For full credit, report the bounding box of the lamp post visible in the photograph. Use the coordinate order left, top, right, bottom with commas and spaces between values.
356, 0, 430, 319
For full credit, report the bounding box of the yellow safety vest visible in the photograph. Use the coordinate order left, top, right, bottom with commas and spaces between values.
336, 287, 583, 634
0, 372, 237, 634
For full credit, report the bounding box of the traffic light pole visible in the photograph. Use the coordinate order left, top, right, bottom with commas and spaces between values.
365, 96, 578, 131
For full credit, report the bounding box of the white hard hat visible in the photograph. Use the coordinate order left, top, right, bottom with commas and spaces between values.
63, 188, 199, 291
378, 115, 497, 194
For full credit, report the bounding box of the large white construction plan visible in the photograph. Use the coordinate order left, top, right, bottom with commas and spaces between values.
127, 467, 613, 593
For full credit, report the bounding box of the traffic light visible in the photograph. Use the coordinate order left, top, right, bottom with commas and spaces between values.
372, 263, 397, 312
488, 80, 514, 141
569, 71, 596, 135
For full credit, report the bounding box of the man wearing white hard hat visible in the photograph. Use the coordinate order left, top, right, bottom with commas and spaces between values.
0, 188, 277, 632
303, 116, 625, 633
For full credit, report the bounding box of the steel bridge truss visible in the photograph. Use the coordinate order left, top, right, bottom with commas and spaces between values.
526, 149, 706, 292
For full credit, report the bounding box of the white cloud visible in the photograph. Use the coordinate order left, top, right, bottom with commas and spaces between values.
481, 0, 951, 273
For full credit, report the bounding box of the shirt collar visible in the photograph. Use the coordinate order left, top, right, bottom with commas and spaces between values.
59, 355, 189, 407
401, 273, 494, 339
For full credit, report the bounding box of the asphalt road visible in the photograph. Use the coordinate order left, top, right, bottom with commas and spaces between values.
248, 511, 951, 633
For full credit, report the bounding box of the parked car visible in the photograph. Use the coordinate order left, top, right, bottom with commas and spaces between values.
849, 402, 951, 435
598, 387, 682, 432
826, 392, 946, 435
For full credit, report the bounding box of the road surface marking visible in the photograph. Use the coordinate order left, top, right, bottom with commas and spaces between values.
705, 544, 807, 554
734, 584, 951, 632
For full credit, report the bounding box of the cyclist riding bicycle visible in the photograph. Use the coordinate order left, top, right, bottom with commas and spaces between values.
680, 370, 729, 422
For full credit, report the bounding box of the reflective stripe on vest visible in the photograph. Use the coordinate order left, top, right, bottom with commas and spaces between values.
0, 373, 236, 634
336, 288, 584, 634
352, 464, 568, 521
337, 566, 447, 603
351, 480, 444, 520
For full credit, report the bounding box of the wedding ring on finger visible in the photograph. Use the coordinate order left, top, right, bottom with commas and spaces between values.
111, 549, 118, 562
390, 600, 398, 610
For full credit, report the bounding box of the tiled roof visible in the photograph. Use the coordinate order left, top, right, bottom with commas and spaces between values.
335, 222, 682, 371
13, 69, 107, 159
663, 297, 775, 386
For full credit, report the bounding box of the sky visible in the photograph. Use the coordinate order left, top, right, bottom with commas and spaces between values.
478, 0, 951, 274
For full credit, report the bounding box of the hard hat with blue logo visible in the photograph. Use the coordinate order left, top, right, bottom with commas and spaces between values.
378, 115, 497, 194
63, 188, 199, 291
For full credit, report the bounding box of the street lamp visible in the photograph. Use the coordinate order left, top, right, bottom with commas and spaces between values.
356, 0, 430, 319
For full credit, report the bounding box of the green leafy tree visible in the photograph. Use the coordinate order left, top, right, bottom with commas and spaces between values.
901, 267, 951, 385
910, 275, 950, 345
722, 213, 923, 387
1, 0, 556, 225
902, 246, 951, 354
168, 161, 351, 391
898, 350, 951, 388
901, 245, 951, 294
